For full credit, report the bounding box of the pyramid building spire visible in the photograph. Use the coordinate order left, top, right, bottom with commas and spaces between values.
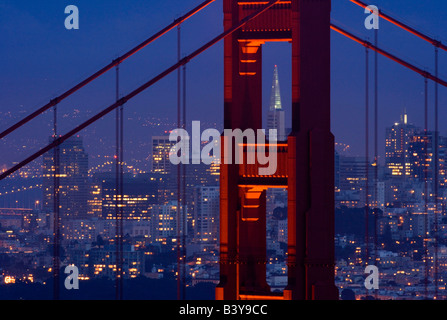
269, 65, 283, 111
267, 65, 286, 141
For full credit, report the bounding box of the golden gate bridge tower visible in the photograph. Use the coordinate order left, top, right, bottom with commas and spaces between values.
216, 0, 339, 300
2, 0, 447, 302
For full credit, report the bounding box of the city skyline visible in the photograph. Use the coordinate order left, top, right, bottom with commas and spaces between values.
2, 0, 447, 304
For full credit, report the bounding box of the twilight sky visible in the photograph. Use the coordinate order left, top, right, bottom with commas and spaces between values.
1, 0, 447, 167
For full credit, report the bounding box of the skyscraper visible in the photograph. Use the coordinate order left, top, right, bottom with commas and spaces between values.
150, 201, 187, 244
97, 173, 159, 220
152, 136, 175, 175
43, 136, 88, 219
151, 135, 177, 205
385, 112, 417, 178
266, 65, 286, 141
408, 130, 434, 182
193, 186, 219, 245
338, 155, 368, 194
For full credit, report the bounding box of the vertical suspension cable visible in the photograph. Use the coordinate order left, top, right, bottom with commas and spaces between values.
424, 76, 429, 299
176, 23, 183, 301
374, 27, 379, 300
119, 68, 124, 301
115, 63, 123, 300
53, 104, 60, 300
182, 63, 187, 301
434, 46, 439, 300
374, 28, 379, 260
115, 65, 120, 300
365, 46, 370, 268
115, 65, 119, 301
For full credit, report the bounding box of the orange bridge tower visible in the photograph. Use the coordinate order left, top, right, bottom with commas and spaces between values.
216, 0, 339, 300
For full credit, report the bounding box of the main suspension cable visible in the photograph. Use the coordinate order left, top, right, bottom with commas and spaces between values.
0, 0, 216, 141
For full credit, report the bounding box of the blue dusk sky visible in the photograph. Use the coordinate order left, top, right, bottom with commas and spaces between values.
1, 0, 447, 166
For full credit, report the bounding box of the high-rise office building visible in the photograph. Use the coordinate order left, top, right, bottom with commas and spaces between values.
150, 201, 187, 244
338, 155, 368, 192
383, 114, 447, 205
193, 186, 219, 245
151, 134, 219, 206
407, 130, 434, 182
408, 130, 447, 183
97, 173, 158, 221
337, 155, 369, 206
152, 135, 177, 205
43, 136, 88, 219
152, 136, 175, 175
385, 112, 417, 178
266, 65, 286, 141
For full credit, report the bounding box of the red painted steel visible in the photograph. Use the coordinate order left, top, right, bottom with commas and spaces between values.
216, 0, 338, 300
